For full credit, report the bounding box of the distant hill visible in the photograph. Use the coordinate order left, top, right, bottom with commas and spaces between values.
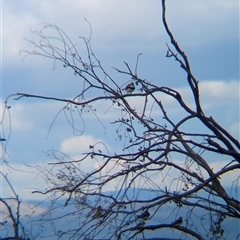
15, 187, 240, 240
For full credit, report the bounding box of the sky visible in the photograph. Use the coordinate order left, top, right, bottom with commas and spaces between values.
0, 0, 239, 217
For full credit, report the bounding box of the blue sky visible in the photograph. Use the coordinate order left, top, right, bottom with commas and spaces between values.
1, 0, 239, 212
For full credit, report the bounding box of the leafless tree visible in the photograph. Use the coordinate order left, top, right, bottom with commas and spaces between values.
0, 169, 30, 240
3, 0, 240, 239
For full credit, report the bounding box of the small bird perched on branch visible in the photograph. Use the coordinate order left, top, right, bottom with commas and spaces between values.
123, 82, 135, 93
134, 221, 145, 230
171, 217, 183, 227
137, 210, 150, 220
92, 206, 103, 219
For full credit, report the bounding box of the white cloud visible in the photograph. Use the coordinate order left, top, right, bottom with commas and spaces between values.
2, 0, 163, 66
2, 163, 47, 201
199, 80, 239, 101
59, 135, 112, 173
210, 161, 240, 188
171, 80, 239, 138
2, 0, 238, 66
125, 80, 239, 127
166, 0, 238, 47
60, 134, 107, 154
174, 79, 239, 103
3, 99, 67, 133
1, 0, 239, 216
9, 104, 34, 131
2, 4, 40, 66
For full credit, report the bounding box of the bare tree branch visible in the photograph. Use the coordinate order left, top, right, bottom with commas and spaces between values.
2, 1, 239, 240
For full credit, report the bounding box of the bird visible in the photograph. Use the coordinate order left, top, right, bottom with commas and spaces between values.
171, 217, 183, 227
135, 221, 145, 230
123, 82, 135, 93
92, 206, 103, 219
137, 210, 150, 220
